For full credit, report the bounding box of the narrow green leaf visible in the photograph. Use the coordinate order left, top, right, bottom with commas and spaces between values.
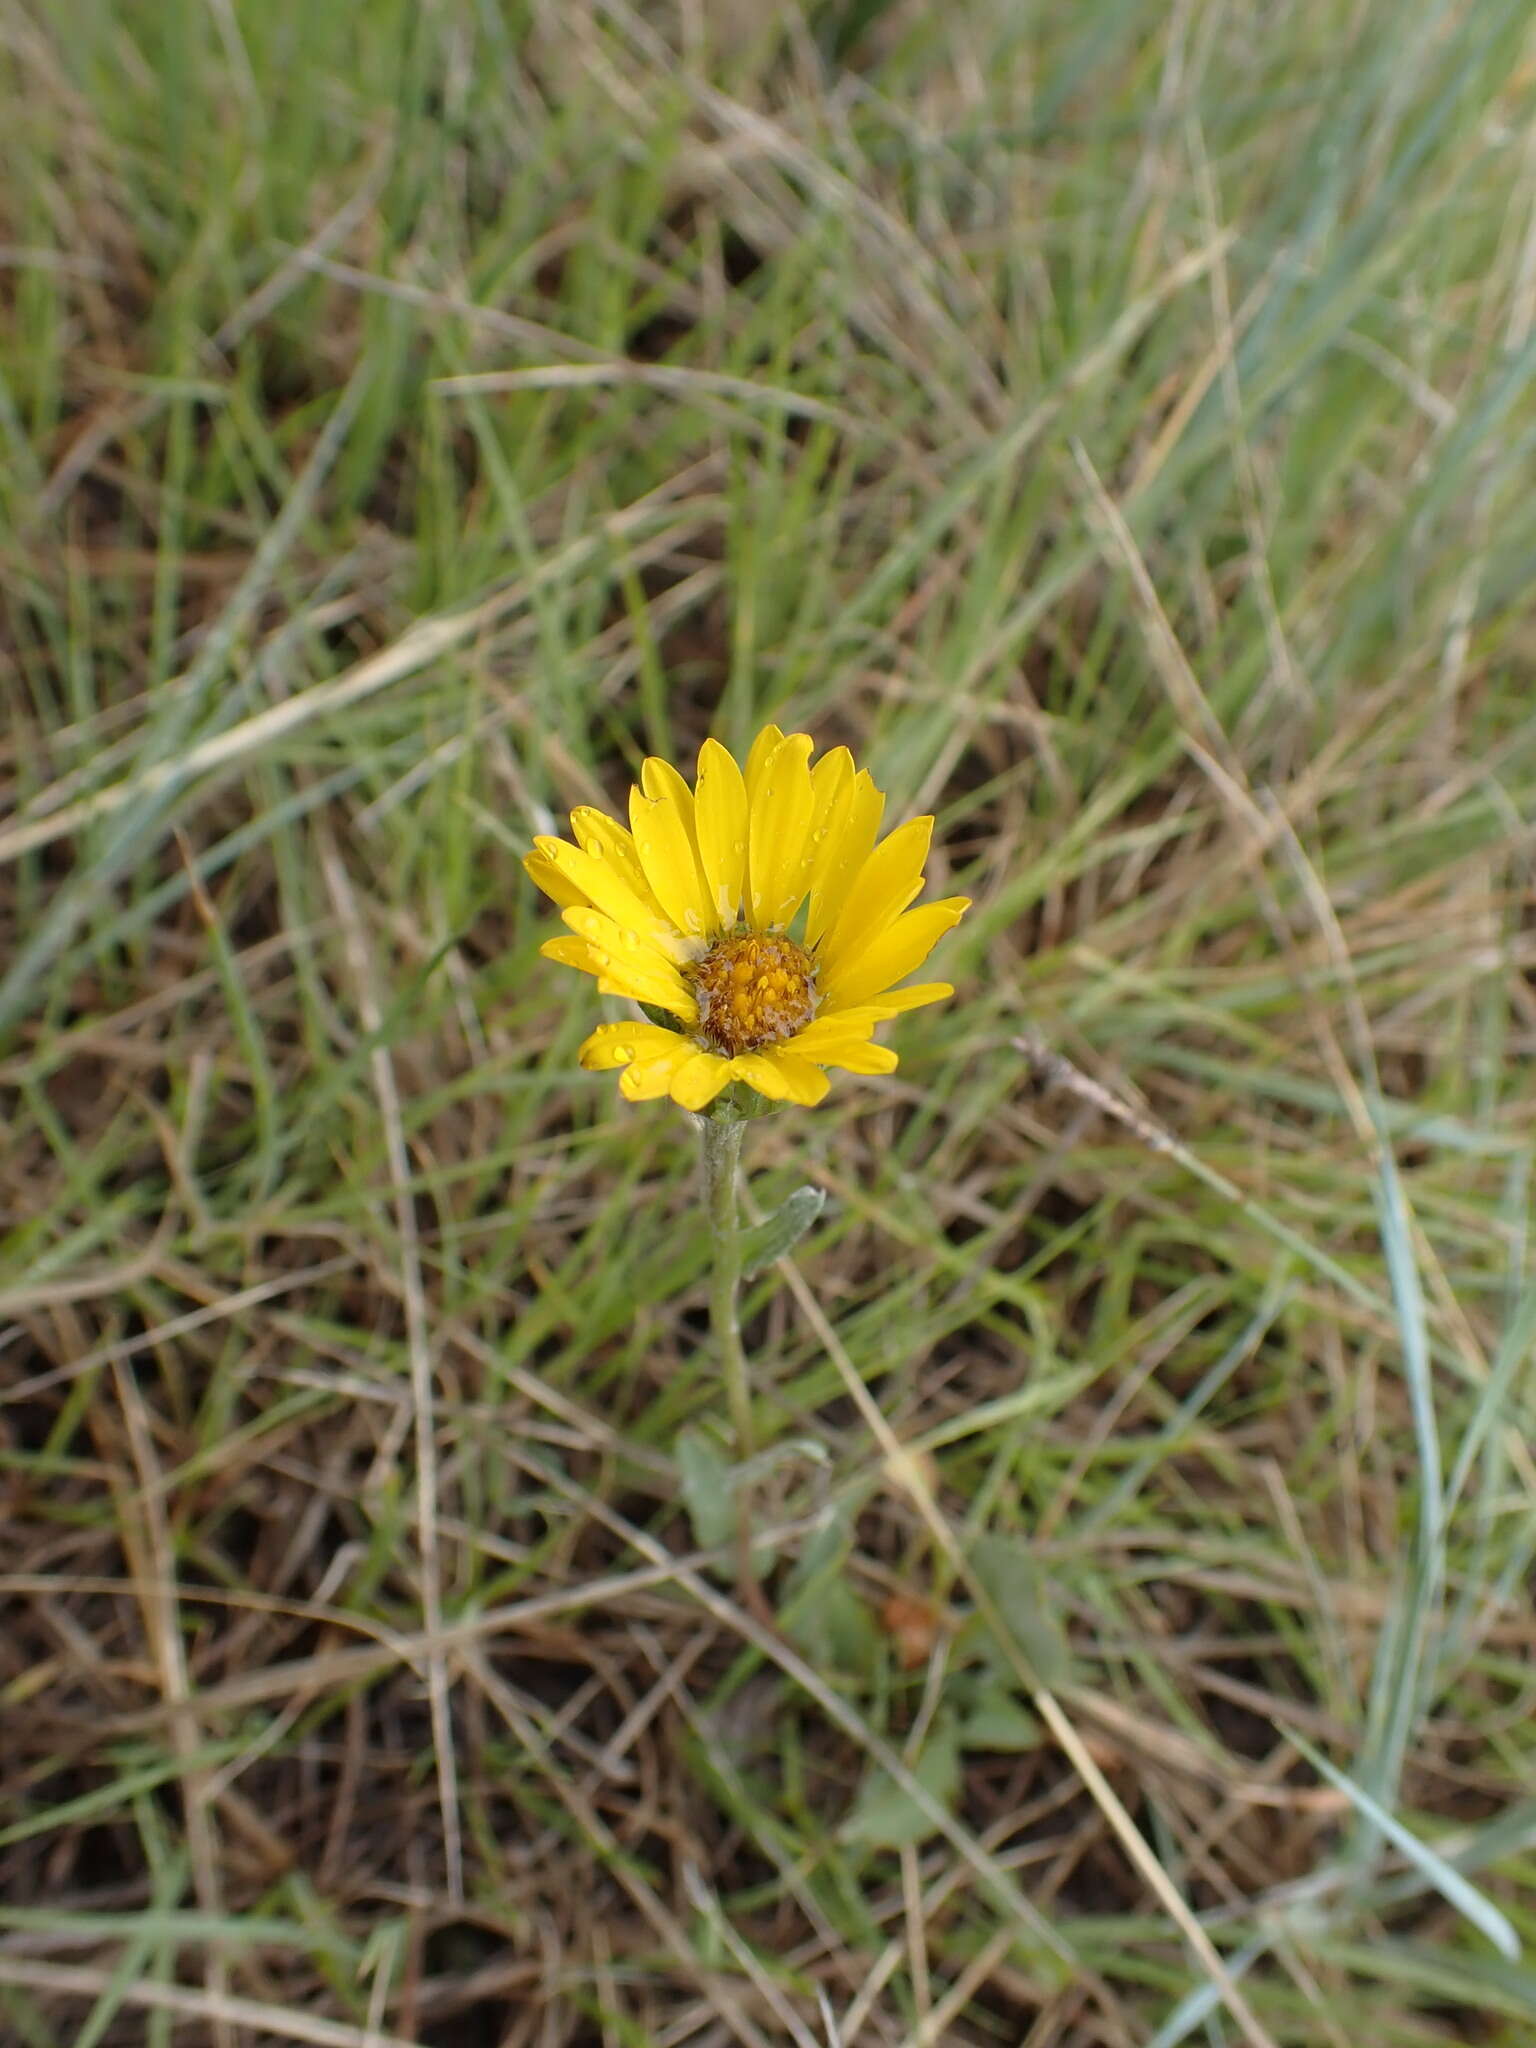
1444, 1281, 1536, 1513
1313, 1938, 1536, 2022
0, 1745, 245, 1848
1146, 1937, 1266, 2048
1286, 1727, 1520, 1960
1357, 1139, 1444, 1854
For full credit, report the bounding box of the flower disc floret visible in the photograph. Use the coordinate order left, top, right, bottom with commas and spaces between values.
689, 934, 817, 1056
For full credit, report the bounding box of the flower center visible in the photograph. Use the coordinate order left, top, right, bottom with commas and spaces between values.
687, 933, 817, 1055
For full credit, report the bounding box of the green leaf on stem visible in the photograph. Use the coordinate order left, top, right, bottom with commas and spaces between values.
842, 1714, 962, 1848
959, 1680, 1042, 1752
784, 1579, 881, 1676
966, 1532, 1074, 1689
741, 1184, 826, 1278
780, 1505, 880, 1675
676, 1427, 738, 1549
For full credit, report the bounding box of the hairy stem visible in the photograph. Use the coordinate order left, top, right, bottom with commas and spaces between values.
700, 1111, 753, 1456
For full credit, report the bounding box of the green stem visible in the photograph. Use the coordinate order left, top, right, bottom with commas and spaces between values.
700, 1110, 753, 1456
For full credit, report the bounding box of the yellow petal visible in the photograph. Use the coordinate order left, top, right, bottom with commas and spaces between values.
811, 1040, 898, 1075
744, 724, 785, 808
540, 934, 603, 976
630, 781, 714, 940
641, 754, 698, 819
560, 905, 680, 978
875, 981, 953, 1014
806, 768, 885, 946
747, 732, 816, 930
568, 808, 664, 915
562, 907, 699, 1019
669, 1050, 735, 1111
808, 747, 852, 837
597, 977, 697, 1022
731, 1048, 830, 1106
819, 815, 934, 977
784, 1006, 898, 1055
533, 836, 688, 960
822, 897, 969, 1008
802, 746, 852, 940
524, 849, 591, 911
782, 1007, 899, 1074
620, 1047, 694, 1100
694, 738, 748, 930
579, 1021, 690, 1070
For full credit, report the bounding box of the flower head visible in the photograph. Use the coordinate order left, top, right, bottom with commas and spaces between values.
525, 726, 969, 1110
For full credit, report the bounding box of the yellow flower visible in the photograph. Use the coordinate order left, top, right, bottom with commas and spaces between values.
524, 726, 970, 1110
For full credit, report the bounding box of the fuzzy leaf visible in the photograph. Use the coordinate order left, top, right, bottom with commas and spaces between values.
784, 1579, 881, 1677
967, 1533, 1073, 1688
960, 1681, 1042, 1753
842, 1716, 962, 1849
742, 1184, 826, 1278
676, 1428, 738, 1550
